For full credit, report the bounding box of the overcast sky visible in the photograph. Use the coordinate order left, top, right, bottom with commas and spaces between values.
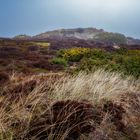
0, 0, 140, 38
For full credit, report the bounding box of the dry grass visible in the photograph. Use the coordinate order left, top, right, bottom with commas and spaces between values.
0, 69, 140, 140
51, 70, 140, 102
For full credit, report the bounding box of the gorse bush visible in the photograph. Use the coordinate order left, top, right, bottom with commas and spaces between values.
58, 47, 90, 62
60, 47, 140, 77
57, 47, 140, 77
71, 49, 140, 77
121, 56, 140, 77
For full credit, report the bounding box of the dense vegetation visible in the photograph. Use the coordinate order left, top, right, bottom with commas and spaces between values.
56, 48, 140, 77
97, 32, 127, 44
0, 39, 140, 77
0, 39, 140, 140
0, 70, 140, 140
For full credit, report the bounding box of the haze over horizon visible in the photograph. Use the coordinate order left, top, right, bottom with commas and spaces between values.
0, 0, 140, 39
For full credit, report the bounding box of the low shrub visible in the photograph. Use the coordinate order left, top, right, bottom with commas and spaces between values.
122, 56, 140, 77
71, 48, 140, 77
51, 58, 68, 67
58, 47, 90, 62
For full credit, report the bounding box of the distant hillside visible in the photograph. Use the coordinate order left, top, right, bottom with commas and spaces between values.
33, 28, 104, 40
13, 27, 140, 45
13, 34, 31, 40
127, 37, 140, 45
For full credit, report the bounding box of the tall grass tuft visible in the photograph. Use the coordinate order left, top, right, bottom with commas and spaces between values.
0, 69, 140, 140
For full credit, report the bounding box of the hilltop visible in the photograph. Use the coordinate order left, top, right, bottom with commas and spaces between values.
13, 27, 140, 45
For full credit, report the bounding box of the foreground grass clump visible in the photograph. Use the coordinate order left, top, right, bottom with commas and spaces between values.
0, 70, 140, 140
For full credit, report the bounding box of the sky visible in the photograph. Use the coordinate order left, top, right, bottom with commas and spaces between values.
0, 0, 140, 38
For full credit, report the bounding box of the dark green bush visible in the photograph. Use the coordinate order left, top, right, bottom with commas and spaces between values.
51, 58, 68, 67
79, 58, 106, 71
75, 48, 140, 77
55, 47, 140, 77
122, 56, 140, 77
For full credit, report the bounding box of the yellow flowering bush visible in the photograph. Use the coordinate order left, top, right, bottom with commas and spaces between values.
58, 47, 90, 61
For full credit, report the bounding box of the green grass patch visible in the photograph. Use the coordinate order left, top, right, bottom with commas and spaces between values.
51, 58, 68, 67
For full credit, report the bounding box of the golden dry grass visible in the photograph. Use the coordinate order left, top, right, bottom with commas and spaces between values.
0, 69, 140, 140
